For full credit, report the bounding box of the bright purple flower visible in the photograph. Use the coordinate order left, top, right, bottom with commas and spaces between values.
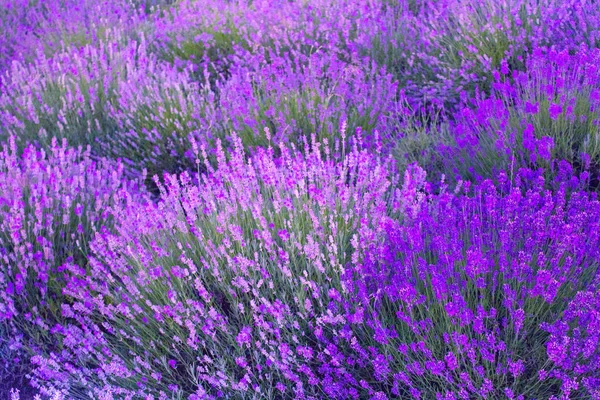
504, 388, 515, 399
372, 354, 390, 381
371, 392, 388, 400
508, 359, 524, 378
409, 387, 421, 399
548, 103, 563, 120
445, 352, 458, 371
513, 308, 525, 335
525, 101, 539, 114
275, 382, 286, 393
536, 136, 554, 162
236, 326, 252, 346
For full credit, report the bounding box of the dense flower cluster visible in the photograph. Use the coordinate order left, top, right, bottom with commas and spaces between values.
0, 29, 215, 181
1, 0, 600, 399
394, 47, 600, 190
0, 0, 143, 73
29, 135, 394, 398
0, 137, 143, 393
349, 166, 600, 398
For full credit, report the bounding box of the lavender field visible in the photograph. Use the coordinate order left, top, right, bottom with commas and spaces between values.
1, 0, 600, 399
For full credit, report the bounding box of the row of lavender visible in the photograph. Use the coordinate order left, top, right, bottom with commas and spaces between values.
1, 0, 599, 399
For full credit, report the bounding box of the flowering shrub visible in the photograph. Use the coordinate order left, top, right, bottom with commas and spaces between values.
28, 137, 395, 398
342, 166, 600, 399
0, 32, 216, 181
4, 0, 600, 397
394, 47, 600, 190
0, 137, 143, 392
365, 0, 600, 109
22, 156, 600, 399
0, 0, 145, 74
218, 54, 396, 150
151, 0, 250, 81
152, 0, 377, 77
151, 0, 397, 152
364, 0, 528, 109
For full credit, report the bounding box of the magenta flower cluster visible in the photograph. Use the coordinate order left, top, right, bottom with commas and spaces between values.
1, 0, 600, 399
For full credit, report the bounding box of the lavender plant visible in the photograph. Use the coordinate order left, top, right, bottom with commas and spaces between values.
25, 155, 600, 399
28, 136, 395, 398
0, 32, 216, 181
218, 53, 396, 150
0, 0, 145, 74
343, 166, 600, 399
368, 0, 600, 109
151, 0, 249, 82
0, 137, 144, 394
393, 47, 600, 190
2, 0, 600, 398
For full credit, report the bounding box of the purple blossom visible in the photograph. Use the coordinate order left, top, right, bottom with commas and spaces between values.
525, 101, 539, 114
3, 0, 600, 399
548, 103, 563, 120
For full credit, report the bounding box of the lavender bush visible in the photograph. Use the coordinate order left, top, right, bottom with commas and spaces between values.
28, 136, 394, 398
0, 31, 216, 181
2, 0, 600, 398
394, 47, 600, 190
347, 166, 600, 399
0, 0, 146, 74
0, 136, 144, 394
